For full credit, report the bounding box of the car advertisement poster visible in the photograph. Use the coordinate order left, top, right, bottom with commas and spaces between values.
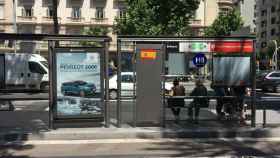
55, 52, 103, 118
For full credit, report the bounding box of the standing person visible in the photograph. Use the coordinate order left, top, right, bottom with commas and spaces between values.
168, 79, 185, 123
211, 83, 226, 120
189, 80, 208, 124
232, 85, 247, 125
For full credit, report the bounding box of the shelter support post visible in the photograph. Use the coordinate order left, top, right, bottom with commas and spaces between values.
251, 41, 257, 127
117, 40, 122, 127
105, 42, 110, 128
48, 41, 55, 129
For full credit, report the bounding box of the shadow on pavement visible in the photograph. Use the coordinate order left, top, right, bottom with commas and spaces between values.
143, 139, 279, 157
0, 111, 49, 137
0, 134, 34, 158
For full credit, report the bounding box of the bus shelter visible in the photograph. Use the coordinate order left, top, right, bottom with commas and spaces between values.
116, 36, 256, 128
0, 33, 111, 129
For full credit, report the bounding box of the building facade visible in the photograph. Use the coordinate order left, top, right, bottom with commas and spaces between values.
0, 0, 239, 55
0, 0, 126, 55
191, 0, 238, 36
235, 0, 256, 34
255, 0, 280, 50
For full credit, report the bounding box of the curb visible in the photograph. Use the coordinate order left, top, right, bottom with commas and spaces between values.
0, 127, 279, 142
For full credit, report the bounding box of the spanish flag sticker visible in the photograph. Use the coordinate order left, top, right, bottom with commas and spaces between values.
140, 49, 157, 60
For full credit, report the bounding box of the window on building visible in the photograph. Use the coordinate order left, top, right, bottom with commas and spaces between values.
219, 8, 230, 15
262, 0, 266, 5
22, 7, 33, 17
95, 7, 105, 19
118, 8, 127, 19
261, 42, 267, 48
261, 10, 267, 16
0, 30, 4, 46
261, 31, 267, 38
47, 7, 53, 17
271, 29, 276, 36
72, 7, 81, 19
271, 6, 276, 13
261, 20, 267, 27
271, 17, 276, 24
0, 4, 4, 19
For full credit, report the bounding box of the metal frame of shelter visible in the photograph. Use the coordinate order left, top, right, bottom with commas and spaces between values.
117, 36, 257, 127
0, 33, 111, 128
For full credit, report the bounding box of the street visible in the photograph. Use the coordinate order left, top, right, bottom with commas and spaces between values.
2, 138, 280, 157
1, 91, 280, 129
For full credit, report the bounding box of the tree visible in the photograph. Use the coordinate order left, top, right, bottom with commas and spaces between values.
52, 0, 59, 46
52, 0, 59, 34
265, 39, 280, 58
204, 9, 243, 37
114, 0, 200, 36
80, 26, 109, 47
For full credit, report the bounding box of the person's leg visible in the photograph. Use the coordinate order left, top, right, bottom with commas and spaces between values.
171, 107, 177, 119
175, 108, 181, 117
188, 106, 193, 121
194, 106, 200, 124
216, 99, 223, 115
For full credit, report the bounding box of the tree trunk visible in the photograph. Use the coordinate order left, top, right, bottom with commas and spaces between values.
52, 0, 59, 46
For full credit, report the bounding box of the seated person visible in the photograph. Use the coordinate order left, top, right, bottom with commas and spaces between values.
168, 79, 185, 123
189, 79, 208, 124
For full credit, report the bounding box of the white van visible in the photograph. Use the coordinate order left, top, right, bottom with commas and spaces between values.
0, 53, 49, 90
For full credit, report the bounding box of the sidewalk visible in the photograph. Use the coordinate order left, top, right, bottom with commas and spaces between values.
1, 99, 280, 142
1, 120, 280, 143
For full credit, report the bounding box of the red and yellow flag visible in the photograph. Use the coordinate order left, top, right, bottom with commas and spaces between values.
140, 49, 157, 60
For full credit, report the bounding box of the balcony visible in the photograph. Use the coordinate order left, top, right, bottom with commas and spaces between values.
0, 19, 5, 25
189, 20, 202, 27
42, 16, 61, 24
91, 18, 110, 25
217, 0, 234, 5
17, 16, 37, 24
66, 17, 85, 24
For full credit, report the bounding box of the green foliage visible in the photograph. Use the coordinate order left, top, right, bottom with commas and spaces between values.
80, 26, 109, 47
114, 0, 200, 36
82, 27, 109, 36
264, 39, 280, 59
204, 9, 244, 37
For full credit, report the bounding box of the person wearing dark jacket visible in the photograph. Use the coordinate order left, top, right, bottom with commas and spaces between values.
189, 80, 208, 124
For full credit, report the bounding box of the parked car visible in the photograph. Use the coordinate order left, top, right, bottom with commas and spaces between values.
109, 72, 173, 99
256, 71, 280, 93
61, 81, 96, 97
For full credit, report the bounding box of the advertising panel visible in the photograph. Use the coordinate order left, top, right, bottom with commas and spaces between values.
55, 50, 103, 118
213, 56, 251, 86
179, 42, 211, 52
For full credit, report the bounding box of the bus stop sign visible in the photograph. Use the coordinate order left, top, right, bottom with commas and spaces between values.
193, 53, 207, 68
